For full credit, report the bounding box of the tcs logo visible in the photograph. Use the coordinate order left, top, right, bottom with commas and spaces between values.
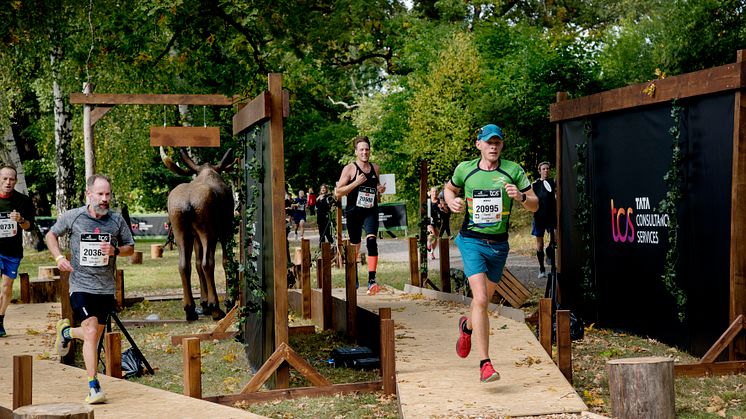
610, 199, 635, 242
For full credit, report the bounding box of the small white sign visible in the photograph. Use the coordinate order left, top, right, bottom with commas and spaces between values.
379, 174, 396, 195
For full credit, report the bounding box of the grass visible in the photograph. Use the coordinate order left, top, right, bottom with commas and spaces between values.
14, 222, 746, 418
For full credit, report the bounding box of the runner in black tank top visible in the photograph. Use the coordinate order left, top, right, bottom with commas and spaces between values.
335, 136, 387, 295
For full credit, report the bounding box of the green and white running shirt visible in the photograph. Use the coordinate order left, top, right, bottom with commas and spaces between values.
450, 157, 531, 240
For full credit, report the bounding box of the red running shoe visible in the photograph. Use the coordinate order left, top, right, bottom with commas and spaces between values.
456, 316, 471, 358
480, 361, 500, 383
367, 282, 380, 296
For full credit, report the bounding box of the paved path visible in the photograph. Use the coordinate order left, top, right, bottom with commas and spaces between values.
0, 303, 262, 419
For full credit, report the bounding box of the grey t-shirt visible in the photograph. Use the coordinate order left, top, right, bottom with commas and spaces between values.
50, 206, 135, 294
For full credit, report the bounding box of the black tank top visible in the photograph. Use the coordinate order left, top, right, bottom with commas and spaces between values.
346, 162, 378, 212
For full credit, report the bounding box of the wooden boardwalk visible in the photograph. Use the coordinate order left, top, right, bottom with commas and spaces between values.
347, 286, 588, 418
0, 303, 262, 419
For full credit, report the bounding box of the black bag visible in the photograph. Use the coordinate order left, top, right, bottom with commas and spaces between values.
330, 346, 379, 369
121, 347, 145, 378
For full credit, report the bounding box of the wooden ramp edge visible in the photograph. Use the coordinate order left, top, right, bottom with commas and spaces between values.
347, 286, 588, 418
0, 303, 263, 419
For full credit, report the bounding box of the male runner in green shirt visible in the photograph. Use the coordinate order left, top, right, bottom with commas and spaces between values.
444, 124, 538, 383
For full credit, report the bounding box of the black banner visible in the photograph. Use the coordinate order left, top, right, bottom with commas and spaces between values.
341, 202, 408, 231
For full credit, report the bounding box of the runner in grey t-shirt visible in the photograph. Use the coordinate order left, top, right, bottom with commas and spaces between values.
45, 174, 135, 405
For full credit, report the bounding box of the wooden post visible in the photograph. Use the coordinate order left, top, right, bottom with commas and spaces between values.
380, 318, 396, 395
379, 307, 391, 321
556, 310, 572, 382
438, 238, 450, 293
345, 244, 357, 340
19, 273, 30, 304
730, 50, 746, 359
13, 355, 32, 410
83, 82, 95, 180
115, 269, 124, 311
335, 201, 343, 268
419, 160, 428, 284
316, 257, 323, 289
129, 250, 143, 264
57, 270, 75, 365
104, 332, 122, 378
38, 265, 60, 279
30, 279, 57, 303
12, 403, 94, 418
183, 337, 202, 399
321, 242, 333, 331
607, 357, 675, 419
408, 237, 419, 287
301, 239, 311, 319
150, 244, 163, 259
555, 91, 568, 274
539, 298, 552, 356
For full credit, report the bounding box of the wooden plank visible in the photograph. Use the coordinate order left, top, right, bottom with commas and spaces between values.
149, 126, 220, 147
539, 298, 552, 356
321, 242, 333, 331
408, 237, 419, 286
69, 92, 234, 106
700, 314, 744, 363
674, 360, 746, 377
556, 310, 572, 383
283, 345, 331, 387
439, 238, 450, 293
380, 319, 396, 395
241, 342, 289, 393
183, 337, 202, 399
301, 239, 312, 319
205, 381, 382, 406
13, 355, 32, 410
90, 105, 113, 125
212, 303, 239, 334
495, 269, 531, 308
232, 91, 271, 135
730, 52, 746, 359
288, 325, 316, 336
419, 161, 428, 284
170, 331, 237, 346
550, 61, 745, 122
345, 244, 358, 341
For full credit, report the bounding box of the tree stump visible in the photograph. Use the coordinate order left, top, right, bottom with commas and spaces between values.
129, 251, 143, 264
150, 244, 163, 259
30, 279, 57, 303
38, 266, 60, 279
607, 356, 675, 419
13, 403, 94, 419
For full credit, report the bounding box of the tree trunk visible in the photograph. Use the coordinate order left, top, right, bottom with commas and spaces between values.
51, 41, 75, 250
607, 356, 675, 419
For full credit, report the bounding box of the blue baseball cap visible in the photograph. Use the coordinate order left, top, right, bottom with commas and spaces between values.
477, 124, 504, 142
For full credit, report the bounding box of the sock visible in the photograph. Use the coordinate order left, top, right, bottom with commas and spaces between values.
62, 327, 72, 341
537, 250, 545, 271
480, 359, 491, 368
461, 319, 472, 335
0, 314, 4, 323
88, 376, 99, 389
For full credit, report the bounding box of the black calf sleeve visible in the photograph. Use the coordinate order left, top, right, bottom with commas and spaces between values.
366, 236, 378, 257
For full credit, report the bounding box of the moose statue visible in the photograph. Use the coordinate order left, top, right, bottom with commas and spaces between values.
161, 147, 234, 321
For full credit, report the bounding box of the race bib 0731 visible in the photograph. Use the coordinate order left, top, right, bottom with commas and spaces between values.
0, 213, 18, 238
80, 233, 110, 267
472, 189, 502, 224
356, 186, 376, 208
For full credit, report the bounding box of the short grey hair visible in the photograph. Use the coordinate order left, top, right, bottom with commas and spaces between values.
86, 174, 111, 190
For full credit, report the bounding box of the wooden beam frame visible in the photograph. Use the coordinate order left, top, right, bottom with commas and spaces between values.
70, 93, 235, 106
203, 381, 382, 406
170, 303, 239, 345
675, 315, 746, 377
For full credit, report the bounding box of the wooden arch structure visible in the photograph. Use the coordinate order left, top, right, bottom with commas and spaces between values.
550, 50, 746, 376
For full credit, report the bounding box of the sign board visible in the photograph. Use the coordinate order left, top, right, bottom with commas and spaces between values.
341, 202, 407, 232
379, 174, 395, 195
150, 126, 220, 147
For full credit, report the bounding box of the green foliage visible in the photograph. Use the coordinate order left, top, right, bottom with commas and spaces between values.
574, 120, 595, 304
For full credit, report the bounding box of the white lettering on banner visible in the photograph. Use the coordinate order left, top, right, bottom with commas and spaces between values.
80, 232, 110, 267
356, 186, 376, 208
0, 213, 17, 238
472, 189, 502, 224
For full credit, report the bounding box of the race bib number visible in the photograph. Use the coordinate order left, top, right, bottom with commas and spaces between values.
0, 213, 17, 238
472, 189, 503, 224
356, 186, 376, 208
80, 233, 110, 267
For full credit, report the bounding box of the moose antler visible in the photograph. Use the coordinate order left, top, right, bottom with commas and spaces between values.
160, 146, 193, 176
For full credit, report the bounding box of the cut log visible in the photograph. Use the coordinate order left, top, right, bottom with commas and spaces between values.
12, 402, 94, 419
607, 356, 675, 419
129, 251, 143, 264
150, 244, 163, 259
30, 279, 57, 303
37, 266, 60, 279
